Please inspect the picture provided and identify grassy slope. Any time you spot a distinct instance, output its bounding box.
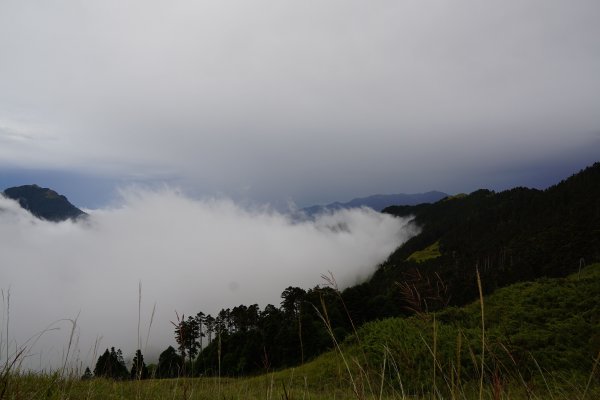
[5,265,599,399]
[406,241,441,263]
[272,263,600,398]
[357,263,600,392]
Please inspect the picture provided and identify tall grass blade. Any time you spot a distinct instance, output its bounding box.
[476,266,485,400]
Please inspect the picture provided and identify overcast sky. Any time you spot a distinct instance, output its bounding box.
[1,0,600,370]
[1,0,599,208]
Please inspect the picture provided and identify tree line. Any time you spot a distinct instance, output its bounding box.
[86,284,352,379]
[83,347,149,380]
[167,284,351,376]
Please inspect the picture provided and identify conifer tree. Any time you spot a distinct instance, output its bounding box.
[93,347,129,380]
[81,367,93,380]
[130,349,149,380]
[172,314,200,373]
[156,346,182,378]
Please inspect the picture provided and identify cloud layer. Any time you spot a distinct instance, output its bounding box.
[0,189,417,370]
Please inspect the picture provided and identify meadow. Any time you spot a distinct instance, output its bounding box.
[2,264,598,399]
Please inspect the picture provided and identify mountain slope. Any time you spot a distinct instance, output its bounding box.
[2,184,86,221]
[340,162,600,323]
[282,263,600,395]
[301,191,448,215]
[4,266,599,400]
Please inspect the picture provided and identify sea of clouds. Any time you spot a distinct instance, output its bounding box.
[0,188,418,370]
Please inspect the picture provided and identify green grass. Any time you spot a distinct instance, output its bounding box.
[356,264,600,394]
[0,370,385,399]
[2,265,599,399]
[407,241,441,263]
[3,364,598,399]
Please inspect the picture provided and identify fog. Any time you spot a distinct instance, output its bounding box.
[0,189,417,370]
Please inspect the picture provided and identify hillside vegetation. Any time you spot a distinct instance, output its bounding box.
[356,263,600,394]
[343,163,600,325]
[4,264,599,399]
[182,163,600,378]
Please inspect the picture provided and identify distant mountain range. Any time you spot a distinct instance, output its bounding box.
[300,191,449,216]
[1,184,450,222]
[2,184,86,221]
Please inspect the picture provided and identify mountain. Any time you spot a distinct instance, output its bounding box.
[2,184,86,222]
[301,191,449,215]
[341,162,600,324]
[154,162,600,380]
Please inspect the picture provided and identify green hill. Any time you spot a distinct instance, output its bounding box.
[268,263,600,397]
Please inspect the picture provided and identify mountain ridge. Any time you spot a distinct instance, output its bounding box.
[2,184,86,222]
[301,190,448,215]
[339,161,600,325]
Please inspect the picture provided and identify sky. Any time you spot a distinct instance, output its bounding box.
[1,0,600,370]
[1,0,599,208]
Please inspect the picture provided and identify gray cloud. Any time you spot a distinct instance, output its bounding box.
[1,1,599,205]
[0,189,417,370]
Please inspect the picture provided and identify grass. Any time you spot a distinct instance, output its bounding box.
[356,263,600,397]
[3,354,598,399]
[1,265,599,399]
[407,241,441,263]
[0,371,376,399]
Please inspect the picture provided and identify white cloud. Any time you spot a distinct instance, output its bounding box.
[0,189,417,370]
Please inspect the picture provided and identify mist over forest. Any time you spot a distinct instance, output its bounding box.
[0,188,416,368]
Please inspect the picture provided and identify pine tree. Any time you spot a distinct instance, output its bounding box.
[130,349,149,380]
[93,349,111,378]
[94,347,129,380]
[196,312,205,351]
[156,346,182,378]
[204,314,215,344]
[172,314,200,374]
[81,367,93,380]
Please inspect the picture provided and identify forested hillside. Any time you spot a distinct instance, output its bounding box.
[70,162,599,380]
[161,162,599,378]
[343,162,600,324]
